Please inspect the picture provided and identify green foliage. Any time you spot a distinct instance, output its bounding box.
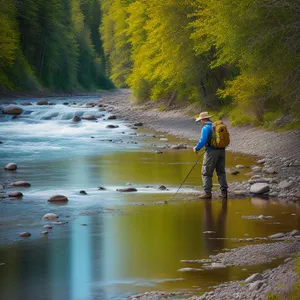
[0,0,113,93]
[229,107,256,127]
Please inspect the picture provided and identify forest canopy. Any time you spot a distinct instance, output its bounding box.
[100,0,300,126]
[0,0,113,94]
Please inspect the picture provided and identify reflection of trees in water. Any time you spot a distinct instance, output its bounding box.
[203,199,227,255]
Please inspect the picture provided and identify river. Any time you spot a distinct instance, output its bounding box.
[0,97,299,300]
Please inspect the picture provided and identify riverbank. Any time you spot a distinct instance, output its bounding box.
[98,89,300,203]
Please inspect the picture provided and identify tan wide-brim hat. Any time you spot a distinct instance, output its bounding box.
[195,111,212,122]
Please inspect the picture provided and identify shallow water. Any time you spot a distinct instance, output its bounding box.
[0,97,300,300]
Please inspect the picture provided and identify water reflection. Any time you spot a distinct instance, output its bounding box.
[203,199,227,254]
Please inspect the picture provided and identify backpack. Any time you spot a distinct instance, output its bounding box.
[209,121,230,148]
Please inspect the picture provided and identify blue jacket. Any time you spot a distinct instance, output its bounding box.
[195,121,213,151]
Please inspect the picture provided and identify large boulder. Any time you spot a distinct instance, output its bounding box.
[48,195,68,202]
[4,162,17,171]
[10,181,31,187]
[250,183,270,194]
[3,106,23,115]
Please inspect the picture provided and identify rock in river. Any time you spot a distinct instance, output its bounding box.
[4,162,17,171]
[20,232,31,237]
[72,115,81,122]
[3,106,23,115]
[8,191,23,198]
[10,181,31,187]
[80,190,87,195]
[268,232,285,239]
[48,195,69,202]
[82,115,96,120]
[107,115,116,120]
[134,122,143,126]
[36,100,49,105]
[106,124,119,129]
[117,187,137,192]
[158,185,168,191]
[42,213,58,220]
[250,183,270,194]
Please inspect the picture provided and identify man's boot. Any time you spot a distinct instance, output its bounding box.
[198,193,212,199]
[219,190,227,199]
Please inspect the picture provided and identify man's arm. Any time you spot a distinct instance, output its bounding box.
[193,126,210,152]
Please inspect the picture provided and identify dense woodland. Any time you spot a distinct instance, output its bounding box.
[0,0,113,94]
[1,0,300,126]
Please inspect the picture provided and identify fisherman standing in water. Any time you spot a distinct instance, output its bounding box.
[193,112,229,199]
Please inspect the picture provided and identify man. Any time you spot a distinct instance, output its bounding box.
[193,112,228,199]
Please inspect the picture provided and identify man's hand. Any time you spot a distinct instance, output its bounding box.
[193,147,198,153]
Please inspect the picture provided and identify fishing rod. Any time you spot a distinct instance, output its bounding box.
[170,151,204,201]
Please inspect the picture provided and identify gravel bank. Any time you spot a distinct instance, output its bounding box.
[189,256,300,300]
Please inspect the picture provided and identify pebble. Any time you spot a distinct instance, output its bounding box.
[236,165,245,169]
[178,268,203,272]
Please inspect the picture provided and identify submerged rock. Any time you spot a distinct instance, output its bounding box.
[4,162,17,171]
[250,183,270,194]
[3,106,23,115]
[20,232,31,237]
[48,195,68,202]
[8,191,23,198]
[10,181,31,187]
[42,213,58,220]
[117,187,137,192]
